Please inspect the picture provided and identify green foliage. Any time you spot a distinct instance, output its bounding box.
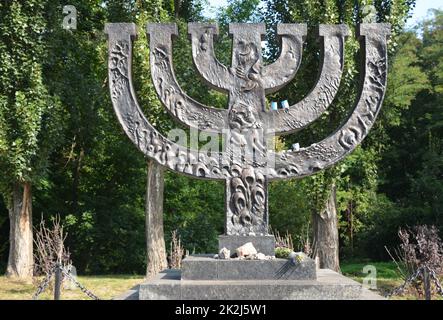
[383,33,429,126]
[0,1,64,203]
[163,173,224,254]
[217,0,261,24]
[31,0,148,274]
[269,179,310,243]
[275,247,291,259]
[370,10,443,261]
[335,146,379,256]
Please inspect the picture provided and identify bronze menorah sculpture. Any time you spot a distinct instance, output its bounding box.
[104,22,390,256]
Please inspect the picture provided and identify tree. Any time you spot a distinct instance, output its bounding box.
[337,30,429,259]
[0,1,64,278]
[34,0,147,274]
[145,159,167,278]
[132,0,172,278]
[373,9,443,253]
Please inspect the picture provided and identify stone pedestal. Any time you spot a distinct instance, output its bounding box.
[120,255,387,300]
[181,255,316,280]
[135,268,384,300]
[218,235,275,256]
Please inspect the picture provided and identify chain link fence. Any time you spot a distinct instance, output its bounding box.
[387,265,443,299]
[33,264,100,300]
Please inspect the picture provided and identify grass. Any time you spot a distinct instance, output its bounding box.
[341,261,401,279]
[1,262,442,300]
[341,261,443,300]
[0,274,144,300]
[341,261,404,298]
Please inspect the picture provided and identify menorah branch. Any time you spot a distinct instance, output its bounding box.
[105,23,227,180]
[188,23,234,93]
[264,24,349,135]
[147,23,229,132]
[262,24,307,94]
[268,23,391,179]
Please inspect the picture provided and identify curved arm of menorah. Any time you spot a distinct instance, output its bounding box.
[146,23,228,132]
[262,24,307,94]
[105,23,227,180]
[267,23,390,180]
[263,25,349,135]
[188,23,234,93]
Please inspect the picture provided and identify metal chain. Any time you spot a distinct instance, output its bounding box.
[32,265,100,300]
[387,265,443,298]
[426,266,443,297]
[32,265,56,300]
[60,267,100,300]
[386,266,424,298]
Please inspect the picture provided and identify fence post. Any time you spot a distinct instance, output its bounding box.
[54,263,62,300]
[423,267,431,300]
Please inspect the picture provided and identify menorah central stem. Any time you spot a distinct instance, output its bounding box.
[225,168,268,236]
[222,97,274,253]
[220,171,275,256]
[225,93,269,238]
[218,23,276,254]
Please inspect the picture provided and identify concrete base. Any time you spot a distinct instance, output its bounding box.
[133,269,385,300]
[181,255,316,280]
[219,235,275,257]
[113,284,139,300]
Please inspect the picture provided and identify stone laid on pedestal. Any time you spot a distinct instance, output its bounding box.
[235,242,257,257]
[181,255,316,280]
[219,235,275,257]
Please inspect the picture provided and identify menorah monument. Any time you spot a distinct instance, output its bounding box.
[106,22,390,300]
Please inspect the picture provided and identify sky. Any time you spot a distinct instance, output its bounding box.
[407,0,442,27]
[204,0,442,27]
[203,0,228,18]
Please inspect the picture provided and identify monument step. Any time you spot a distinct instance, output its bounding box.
[137,269,385,300]
[181,255,316,280]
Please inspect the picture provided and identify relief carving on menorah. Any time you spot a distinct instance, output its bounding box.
[104,22,390,255]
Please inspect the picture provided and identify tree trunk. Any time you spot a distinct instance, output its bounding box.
[347,201,354,255]
[312,184,340,272]
[145,159,167,279]
[174,0,182,18]
[6,182,34,279]
[72,147,84,215]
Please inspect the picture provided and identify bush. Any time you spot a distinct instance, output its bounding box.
[275,247,291,259]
